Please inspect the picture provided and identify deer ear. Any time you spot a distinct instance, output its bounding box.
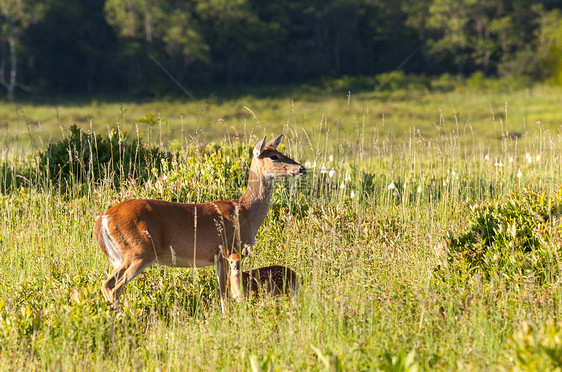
[242,243,252,257]
[266,134,283,149]
[253,136,267,158]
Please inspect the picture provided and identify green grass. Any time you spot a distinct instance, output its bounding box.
[3,74,562,155]
[2,76,562,370]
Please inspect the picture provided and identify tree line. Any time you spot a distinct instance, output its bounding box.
[1,0,562,101]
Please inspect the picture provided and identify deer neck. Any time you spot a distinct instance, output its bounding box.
[238,162,273,231]
[230,272,243,300]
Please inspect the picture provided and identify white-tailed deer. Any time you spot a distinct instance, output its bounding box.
[93,134,305,311]
[220,247,298,301]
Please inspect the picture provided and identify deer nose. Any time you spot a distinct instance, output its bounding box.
[299,166,307,175]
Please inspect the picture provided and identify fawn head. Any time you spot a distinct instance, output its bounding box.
[227,253,241,275]
[252,134,306,179]
[219,246,242,275]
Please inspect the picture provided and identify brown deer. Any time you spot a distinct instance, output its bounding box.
[220,246,298,301]
[93,134,305,311]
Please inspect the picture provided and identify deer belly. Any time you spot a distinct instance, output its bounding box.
[155,254,215,268]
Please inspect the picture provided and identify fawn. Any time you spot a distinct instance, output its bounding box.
[220,246,298,301]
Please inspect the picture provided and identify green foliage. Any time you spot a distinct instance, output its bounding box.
[446,187,562,282]
[146,141,247,202]
[380,350,419,372]
[38,124,170,189]
[498,46,544,81]
[465,71,534,91]
[511,320,562,371]
[537,8,562,85]
[312,346,344,372]
[409,0,540,74]
[374,72,430,92]
[249,353,277,372]
[0,0,45,100]
[135,113,160,126]
[130,267,217,318]
[104,0,208,62]
[7,0,561,97]
[0,159,35,193]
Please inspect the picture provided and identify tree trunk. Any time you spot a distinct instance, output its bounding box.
[8,36,16,102]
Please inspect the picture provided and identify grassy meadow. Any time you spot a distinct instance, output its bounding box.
[2,75,562,370]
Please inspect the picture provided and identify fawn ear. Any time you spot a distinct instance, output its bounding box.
[266,134,283,149]
[253,136,267,158]
[218,245,228,258]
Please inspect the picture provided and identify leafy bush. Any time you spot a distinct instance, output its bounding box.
[374,71,430,92]
[38,124,171,189]
[0,159,36,193]
[446,187,562,282]
[497,46,544,80]
[538,8,562,86]
[511,320,562,371]
[380,350,419,372]
[146,142,248,203]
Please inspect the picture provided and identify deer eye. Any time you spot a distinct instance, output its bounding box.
[270,154,279,161]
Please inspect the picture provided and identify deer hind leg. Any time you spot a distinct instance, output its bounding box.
[102,257,155,305]
[101,264,126,303]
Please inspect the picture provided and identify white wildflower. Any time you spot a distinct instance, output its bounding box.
[417,185,422,193]
[328,168,336,178]
[387,182,396,190]
[484,154,490,161]
[526,153,532,164]
[340,182,345,189]
[536,155,541,162]
[350,190,355,199]
[329,155,334,162]
[517,169,523,178]
[494,160,503,167]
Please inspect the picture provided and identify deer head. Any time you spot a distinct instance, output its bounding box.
[252,134,306,179]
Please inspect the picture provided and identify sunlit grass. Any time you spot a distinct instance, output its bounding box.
[2,76,562,155]
[2,77,562,369]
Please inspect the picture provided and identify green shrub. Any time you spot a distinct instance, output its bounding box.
[38,124,171,189]
[380,350,419,372]
[146,142,248,203]
[0,159,36,193]
[511,319,562,371]
[374,71,430,92]
[446,187,562,282]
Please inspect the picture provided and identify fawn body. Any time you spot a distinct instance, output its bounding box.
[222,249,298,301]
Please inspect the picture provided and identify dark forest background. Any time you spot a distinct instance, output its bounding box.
[1,0,562,101]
